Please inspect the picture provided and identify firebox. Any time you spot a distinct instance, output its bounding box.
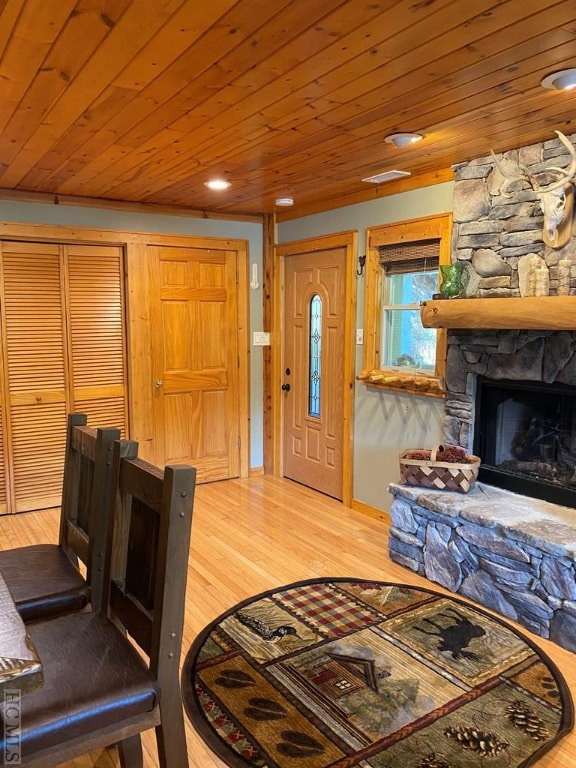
[473,376,576,507]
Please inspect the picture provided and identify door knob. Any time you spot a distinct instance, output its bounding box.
[281,383,291,392]
[154,379,164,389]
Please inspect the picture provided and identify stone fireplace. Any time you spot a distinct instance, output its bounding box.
[388,131,576,653]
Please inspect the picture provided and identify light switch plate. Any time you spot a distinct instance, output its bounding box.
[356,329,364,345]
[253,331,270,346]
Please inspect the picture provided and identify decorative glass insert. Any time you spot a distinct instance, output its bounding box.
[309,294,322,418]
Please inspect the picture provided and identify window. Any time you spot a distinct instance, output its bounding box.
[380,241,439,373]
[309,294,322,418]
[360,214,451,397]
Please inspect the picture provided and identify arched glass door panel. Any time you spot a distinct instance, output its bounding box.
[309,294,322,418]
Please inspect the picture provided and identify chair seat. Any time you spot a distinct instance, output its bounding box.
[0,610,158,759]
[0,544,90,622]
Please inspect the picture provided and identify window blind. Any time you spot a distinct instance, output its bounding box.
[378,239,440,275]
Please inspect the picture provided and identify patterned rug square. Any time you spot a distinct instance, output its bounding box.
[181,578,573,768]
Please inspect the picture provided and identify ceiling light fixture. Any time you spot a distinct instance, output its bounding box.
[204,179,231,190]
[385,132,423,148]
[275,196,294,206]
[541,69,576,91]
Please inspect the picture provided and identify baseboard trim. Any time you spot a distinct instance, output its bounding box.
[351,499,390,525]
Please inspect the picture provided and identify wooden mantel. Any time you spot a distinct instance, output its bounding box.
[420,296,576,330]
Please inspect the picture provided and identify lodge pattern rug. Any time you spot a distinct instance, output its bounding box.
[181,578,573,768]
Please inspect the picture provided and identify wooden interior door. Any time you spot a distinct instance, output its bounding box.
[149,245,240,482]
[0,240,127,514]
[282,247,347,500]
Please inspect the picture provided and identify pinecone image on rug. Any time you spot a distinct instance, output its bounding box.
[443,725,509,757]
[505,701,551,741]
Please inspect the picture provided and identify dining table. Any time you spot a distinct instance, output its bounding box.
[0,570,42,693]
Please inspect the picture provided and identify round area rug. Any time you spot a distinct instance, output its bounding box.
[182,578,573,768]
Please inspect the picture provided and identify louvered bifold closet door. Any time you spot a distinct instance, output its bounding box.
[0,242,68,512]
[0,353,7,514]
[0,241,127,514]
[66,245,127,436]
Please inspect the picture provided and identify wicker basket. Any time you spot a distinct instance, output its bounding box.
[399,444,481,493]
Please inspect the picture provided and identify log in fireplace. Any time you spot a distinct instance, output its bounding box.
[474,376,576,507]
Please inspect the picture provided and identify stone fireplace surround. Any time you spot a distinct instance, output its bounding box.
[388,132,576,653]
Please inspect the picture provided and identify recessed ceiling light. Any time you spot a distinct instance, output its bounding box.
[541,69,576,91]
[362,170,411,183]
[204,179,231,191]
[275,197,294,206]
[385,132,423,148]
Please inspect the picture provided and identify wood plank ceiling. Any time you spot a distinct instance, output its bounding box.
[0,0,576,219]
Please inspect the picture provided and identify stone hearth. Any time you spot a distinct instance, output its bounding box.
[388,482,576,653]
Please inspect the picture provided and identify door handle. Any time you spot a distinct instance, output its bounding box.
[281,383,291,392]
[154,379,164,389]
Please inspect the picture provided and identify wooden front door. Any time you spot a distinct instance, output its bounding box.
[281,245,350,500]
[149,245,241,482]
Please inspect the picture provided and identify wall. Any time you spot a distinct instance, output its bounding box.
[0,200,265,469]
[452,131,576,296]
[0,185,456,500]
[277,183,454,511]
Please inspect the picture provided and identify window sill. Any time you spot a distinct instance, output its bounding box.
[356,369,445,399]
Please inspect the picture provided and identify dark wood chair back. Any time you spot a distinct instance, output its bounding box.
[1,441,196,768]
[104,444,197,762]
[0,413,120,621]
[59,413,121,609]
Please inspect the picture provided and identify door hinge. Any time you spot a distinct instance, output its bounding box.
[238,435,241,448]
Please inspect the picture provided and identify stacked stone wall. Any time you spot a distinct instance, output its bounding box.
[446,131,576,451]
[453,132,576,298]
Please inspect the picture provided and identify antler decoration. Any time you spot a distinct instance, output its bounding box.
[491,131,576,194]
[490,131,576,248]
[491,131,576,248]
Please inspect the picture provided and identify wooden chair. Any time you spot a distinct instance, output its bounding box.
[4,443,197,768]
[0,413,120,622]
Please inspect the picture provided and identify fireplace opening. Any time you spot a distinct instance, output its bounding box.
[473,377,576,507]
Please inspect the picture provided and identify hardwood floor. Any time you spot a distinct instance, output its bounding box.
[1,475,574,767]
